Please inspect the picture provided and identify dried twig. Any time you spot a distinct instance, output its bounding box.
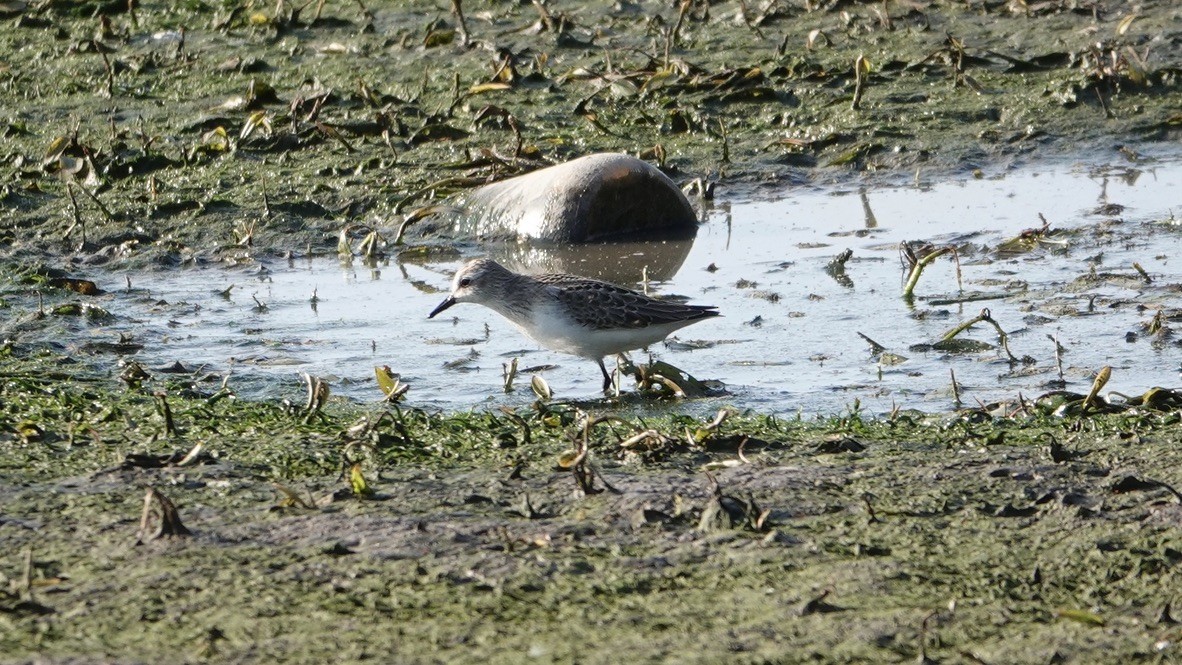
[135,486,191,544]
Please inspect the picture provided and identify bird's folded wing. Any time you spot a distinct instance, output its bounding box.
[544,278,717,330]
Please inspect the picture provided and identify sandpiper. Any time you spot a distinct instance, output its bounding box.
[428,258,719,391]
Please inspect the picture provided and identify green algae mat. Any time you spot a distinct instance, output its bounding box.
[3,1,1182,663]
[3,351,1182,663]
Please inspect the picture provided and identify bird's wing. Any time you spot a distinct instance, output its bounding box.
[538,274,718,330]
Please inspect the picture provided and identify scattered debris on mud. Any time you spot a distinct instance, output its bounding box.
[3,348,1182,662]
[3,1,1182,663]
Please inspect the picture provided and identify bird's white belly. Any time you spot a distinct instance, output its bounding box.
[515,303,673,360]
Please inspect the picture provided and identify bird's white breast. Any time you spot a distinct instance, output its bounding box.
[516,299,693,360]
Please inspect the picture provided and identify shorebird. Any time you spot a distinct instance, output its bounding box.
[428,258,719,391]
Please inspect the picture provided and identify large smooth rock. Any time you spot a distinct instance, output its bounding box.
[450,153,698,243]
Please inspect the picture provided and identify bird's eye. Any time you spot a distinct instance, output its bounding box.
[459,277,472,287]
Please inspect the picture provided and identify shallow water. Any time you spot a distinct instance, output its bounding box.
[84,154,1182,415]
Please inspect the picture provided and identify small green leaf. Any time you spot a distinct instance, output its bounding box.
[1056,608,1105,626]
[375,366,398,396]
[350,463,374,497]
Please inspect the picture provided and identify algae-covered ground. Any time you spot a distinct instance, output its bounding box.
[1,0,1180,260]
[4,349,1182,664]
[3,1,1182,663]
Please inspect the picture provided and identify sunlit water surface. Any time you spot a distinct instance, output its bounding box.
[82,155,1182,415]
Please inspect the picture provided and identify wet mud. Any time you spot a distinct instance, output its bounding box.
[4,363,1182,663]
[1,0,1180,262]
[3,1,1182,663]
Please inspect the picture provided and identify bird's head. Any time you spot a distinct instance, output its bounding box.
[428,258,510,318]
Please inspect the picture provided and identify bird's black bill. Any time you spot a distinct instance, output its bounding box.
[428,296,457,318]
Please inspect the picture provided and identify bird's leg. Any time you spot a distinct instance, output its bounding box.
[598,358,613,393]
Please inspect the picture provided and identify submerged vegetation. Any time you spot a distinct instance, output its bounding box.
[2,0,1182,663]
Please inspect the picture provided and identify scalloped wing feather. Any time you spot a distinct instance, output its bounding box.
[537,274,718,330]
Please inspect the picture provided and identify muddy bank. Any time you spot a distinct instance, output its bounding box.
[3,1,1182,663]
[2,361,1181,663]
[0,1,1180,263]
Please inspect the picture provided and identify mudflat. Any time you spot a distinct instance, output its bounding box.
[2,2,1181,663]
